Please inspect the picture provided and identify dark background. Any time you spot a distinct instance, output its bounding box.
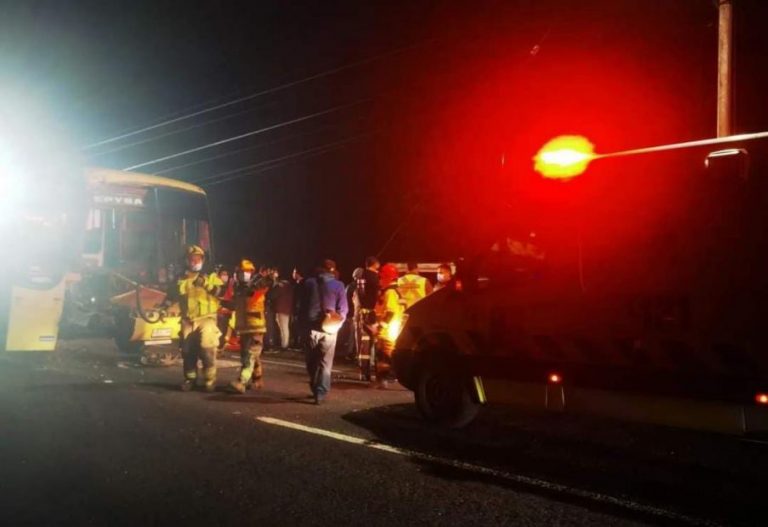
[2,0,767,276]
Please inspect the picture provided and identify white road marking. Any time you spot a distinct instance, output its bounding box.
[741,438,768,446]
[256,416,721,527]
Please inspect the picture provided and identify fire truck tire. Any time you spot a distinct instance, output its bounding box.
[414,359,479,428]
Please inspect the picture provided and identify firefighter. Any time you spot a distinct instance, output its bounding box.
[175,245,224,392]
[354,257,380,380]
[397,262,433,309]
[227,259,273,394]
[374,263,404,388]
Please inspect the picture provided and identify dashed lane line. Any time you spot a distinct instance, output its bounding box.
[255,416,722,527]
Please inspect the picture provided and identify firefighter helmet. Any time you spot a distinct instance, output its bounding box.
[187,245,206,258]
[379,263,399,287]
[239,259,256,272]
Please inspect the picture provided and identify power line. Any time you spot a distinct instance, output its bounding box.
[84,40,431,151]
[122,99,370,171]
[83,87,252,150]
[204,144,360,188]
[152,119,361,176]
[179,98,444,185]
[204,142,360,188]
[120,25,551,174]
[88,101,277,158]
[197,132,373,187]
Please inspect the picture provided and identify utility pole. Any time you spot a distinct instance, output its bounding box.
[717,0,733,137]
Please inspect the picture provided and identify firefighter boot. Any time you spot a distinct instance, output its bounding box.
[180,379,196,392]
[247,357,264,390]
[202,367,217,392]
[227,380,247,394]
[201,347,217,393]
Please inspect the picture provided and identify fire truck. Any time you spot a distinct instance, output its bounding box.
[393,131,768,434]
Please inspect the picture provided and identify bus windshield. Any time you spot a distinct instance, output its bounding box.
[157,187,212,269]
[83,185,211,283]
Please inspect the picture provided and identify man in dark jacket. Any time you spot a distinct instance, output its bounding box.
[354,256,380,380]
[301,259,348,405]
[358,256,380,310]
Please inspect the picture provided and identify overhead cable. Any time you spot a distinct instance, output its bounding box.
[122,99,370,171]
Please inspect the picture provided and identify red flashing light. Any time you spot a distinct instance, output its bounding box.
[548,373,561,384]
[454,279,463,292]
[534,135,595,180]
[756,393,768,405]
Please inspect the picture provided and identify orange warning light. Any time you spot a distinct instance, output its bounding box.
[534,135,595,180]
[548,373,562,384]
[756,393,768,405]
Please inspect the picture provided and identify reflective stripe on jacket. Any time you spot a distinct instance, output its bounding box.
[178,272,224,319]
[234,286,268,334]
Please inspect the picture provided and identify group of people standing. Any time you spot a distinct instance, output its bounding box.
[170,245,453,405]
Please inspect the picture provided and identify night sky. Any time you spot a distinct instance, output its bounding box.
[2,0,768,277]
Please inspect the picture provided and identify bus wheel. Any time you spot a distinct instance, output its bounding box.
[113,310,141,354]
[414,359,479,429]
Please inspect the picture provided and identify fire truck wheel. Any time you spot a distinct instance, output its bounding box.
[415,359,479,429]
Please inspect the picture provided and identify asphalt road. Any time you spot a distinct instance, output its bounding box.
[1,339,767,526]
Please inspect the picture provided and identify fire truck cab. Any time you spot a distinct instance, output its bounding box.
[393,132,768,434]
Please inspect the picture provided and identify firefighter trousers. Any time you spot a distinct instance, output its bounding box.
[181,316,221,387]
[237,331,264,384]
[374,335,394,381]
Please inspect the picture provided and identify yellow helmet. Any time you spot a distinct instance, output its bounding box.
[187,245,205,258]
[239,259,256,272]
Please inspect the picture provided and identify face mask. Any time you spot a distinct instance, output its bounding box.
[190,262,203,272]
[242,272,252,282]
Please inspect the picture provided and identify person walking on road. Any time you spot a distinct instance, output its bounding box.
[301,259,348,405]
[228,259,274,394]
[171,245,224,393]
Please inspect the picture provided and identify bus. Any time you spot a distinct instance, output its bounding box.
[1,159,85,352]
[64,168,213,359]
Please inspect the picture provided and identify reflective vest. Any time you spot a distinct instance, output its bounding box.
[234,285,268,334]
[178,272,223,319]
[397,273,428,309]
[375,285,404,322]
